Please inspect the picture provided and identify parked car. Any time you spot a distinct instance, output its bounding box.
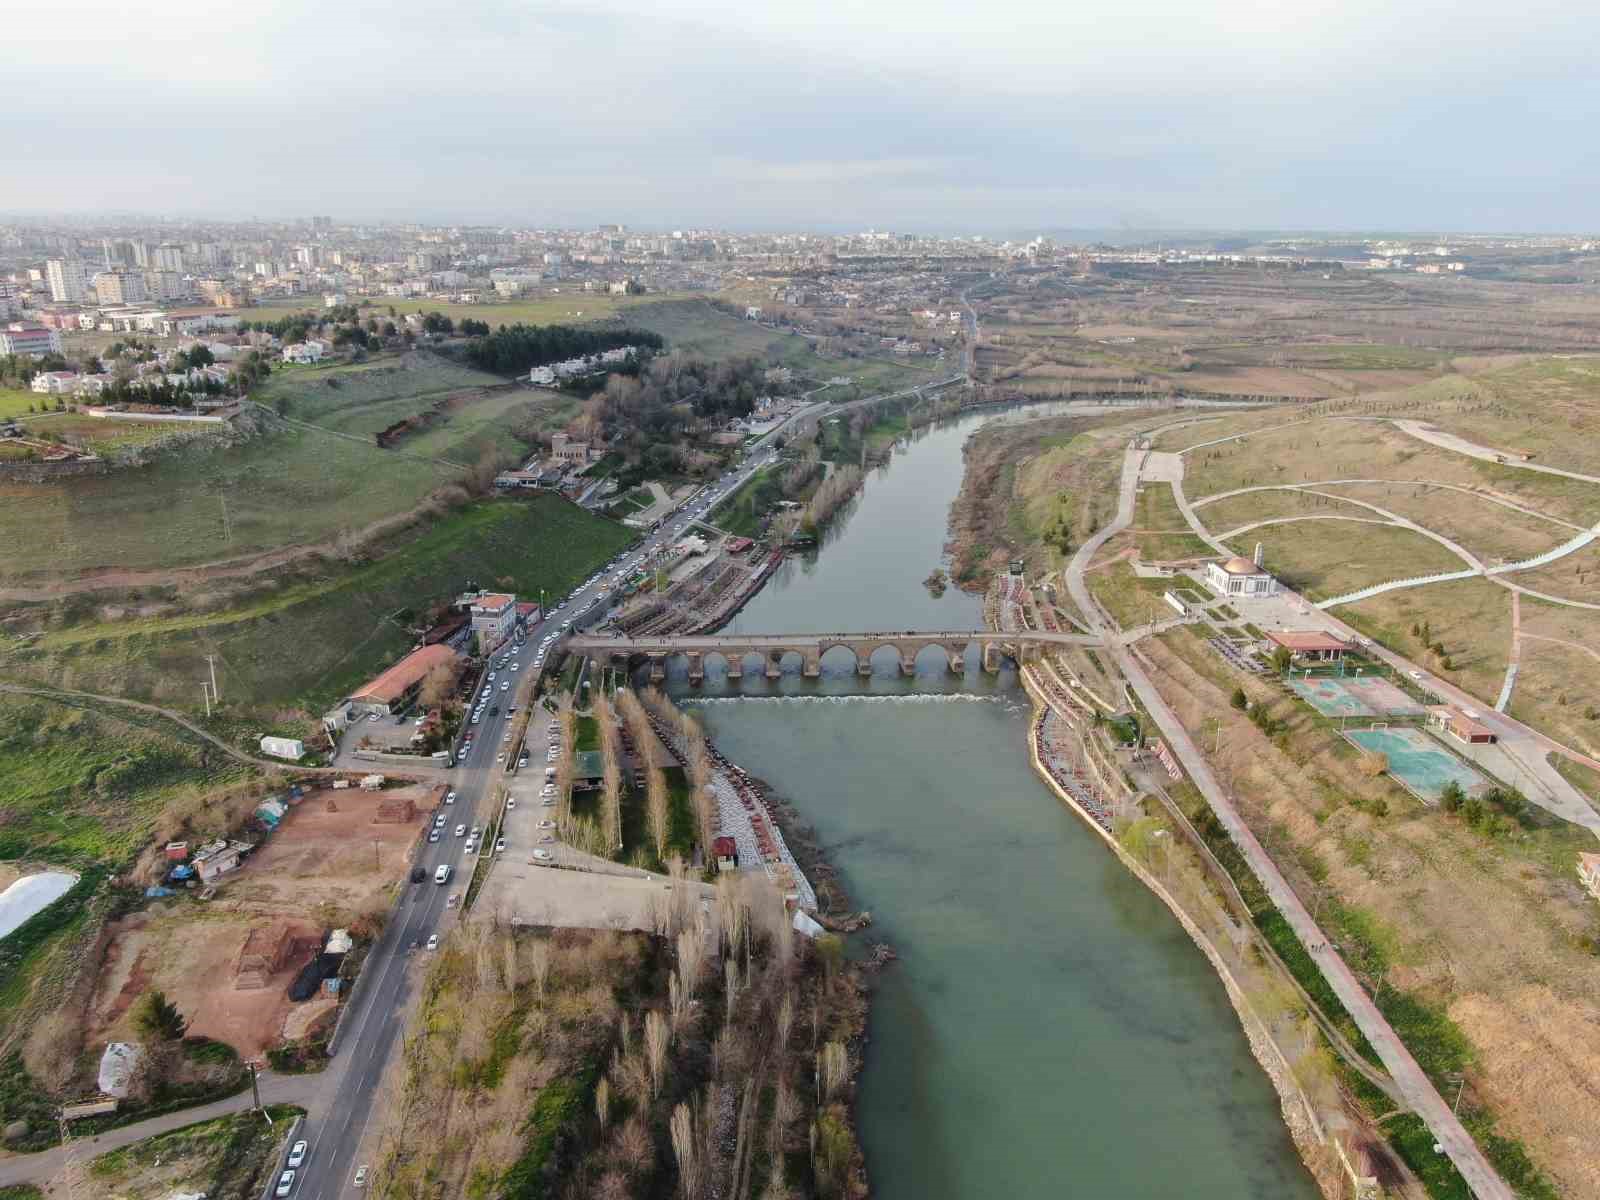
[353,1165,370,1187]
[288,1140,308,1168]
[276,1170,296,1197]
[495,838,507,853]
[434,814,445,827]
[445,790,456,804]
[425,934,439,951]
[533,849,553,861]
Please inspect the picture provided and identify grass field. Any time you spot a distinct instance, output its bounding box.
[0,387,38,418]
[0,693,232,868]
[2,495,636,716]
[1192,487,1378,536]
[0,421,459,581]
[1084,559,1176,629]
[358,291,686,328]
[1223,520,1468,601]
[1131,481,1213,559]
[255,352,506,427]
[21,412,193,452]
[1338,577,1514,708]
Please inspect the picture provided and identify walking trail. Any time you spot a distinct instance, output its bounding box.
[1065,443,1515,1200]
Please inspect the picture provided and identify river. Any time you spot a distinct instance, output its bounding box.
[669,404,1320,1199]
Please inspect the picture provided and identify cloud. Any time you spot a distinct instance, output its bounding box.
[1,0,1593,230]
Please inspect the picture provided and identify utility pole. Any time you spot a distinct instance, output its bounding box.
[201,680,212,718]
[206,654,219,702]
[246,1059,264,1111]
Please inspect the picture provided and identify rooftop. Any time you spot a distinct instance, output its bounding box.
[1265,630,1348,653]
[350,644,460,705]
[1218,555,1266,576]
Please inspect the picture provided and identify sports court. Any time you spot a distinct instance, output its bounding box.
[1343,726,1487,803]
[1288,674,1424,718]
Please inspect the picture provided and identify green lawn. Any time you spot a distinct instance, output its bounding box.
[0,386,39,418]
[0,693,229,866]
[3,495,636,716]
[256,352,506,426]
[0,422,461,582]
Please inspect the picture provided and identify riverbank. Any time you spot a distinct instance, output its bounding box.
[1012,661,1349,1197]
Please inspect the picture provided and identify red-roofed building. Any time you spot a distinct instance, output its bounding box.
[1427,705,1496,745]
[348,644,461,716]
[713,836,738,872]
[467,591,517,653]
[1265,630,1349,661]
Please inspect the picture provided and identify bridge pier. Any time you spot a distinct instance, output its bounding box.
[726,655,743,680]
[803,650,821,678]
[951,652,965,673]
[765,654,781,680]
[648,654,666,683]
[687,652,703,686]
[899,654,916,676]
[857,655,873,677]
[982,643,1002,673]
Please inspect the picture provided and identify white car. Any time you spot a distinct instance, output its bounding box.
[495,838,507,853]
[425,933,439,951]
[538,819,555,829]
[454,824,466,837]
[506,797,517,809]
[501,681,510,691]
[532,848,553,861]
[444,791,456,805]
[434,814,445,827]
[276,1171,296,1197]
[288,1140,308,1169]
[497,752,506,763]
[354,1166,369,1188]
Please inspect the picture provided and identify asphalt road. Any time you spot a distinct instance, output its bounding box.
[278,393,853,1196]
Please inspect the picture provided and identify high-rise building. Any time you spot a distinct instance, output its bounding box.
[101,238,138,270]
[131,241,151,268]
[0,282,19,320]
[46,258,89,303]
[145,270,187,302]
[153,243,185,272]
[94,270,148,306]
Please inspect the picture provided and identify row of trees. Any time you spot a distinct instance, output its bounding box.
[460,322,663,375]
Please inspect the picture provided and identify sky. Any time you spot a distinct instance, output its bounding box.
[5,0,1596,233]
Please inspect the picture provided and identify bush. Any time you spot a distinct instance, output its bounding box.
[1229,687,1248,711]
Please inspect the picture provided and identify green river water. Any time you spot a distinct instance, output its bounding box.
[669,405,1321,1199]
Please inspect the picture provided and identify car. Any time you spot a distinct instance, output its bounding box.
[276,1170,296,1197]
[454,824,466,837]
[495,837,506,853]
[472,716,481,725]
[465,840,477,854]
[507,797,518,809]
[413,715,425,726]
[540,834,555,843]
[490,705,500,717]
[445,790,456,804]
[434,813,445,827]
[541,797,556,807]
[518,756,529,768]
[428,830,440,843]
[435,864,451,884]
[425,933,439,950]
[508,705,519,715]
[497,752,507,762]
[501,681,510,691]
[353,1165,370,1188]
[532,848,553,862]
[538,818,555,828]
[288,1139,308,1168]
[470,826,481,839]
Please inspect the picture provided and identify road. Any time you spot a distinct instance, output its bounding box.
[1063,444,1514,1200]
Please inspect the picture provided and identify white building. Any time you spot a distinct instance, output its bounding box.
[282,339,326,363]
[1204,552,1279,598]
[467,591,517,652]
[1203,547,1280,598]
[46,258,89,303]
[30,371,78,394]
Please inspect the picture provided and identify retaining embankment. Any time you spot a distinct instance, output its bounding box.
[1017,666,1334,1186]
[0,457,110,480]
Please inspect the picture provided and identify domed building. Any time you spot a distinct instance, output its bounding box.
[1204,547,1278,598]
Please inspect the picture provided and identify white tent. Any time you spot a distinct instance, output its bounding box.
[97,1041,144,1098]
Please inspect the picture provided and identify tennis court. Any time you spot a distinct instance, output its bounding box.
[1344,726,1487,803]
[1288,674,1424,718]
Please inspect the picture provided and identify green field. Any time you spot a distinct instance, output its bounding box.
[0,387,38,418]
[0,693,228,867]
[251,292,686,329]
[0,422,460,582]
[256,352,505,428]
[3,495,636,716]
[22,412,191,452]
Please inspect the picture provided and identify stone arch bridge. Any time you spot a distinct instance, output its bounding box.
[565,629,1103,683]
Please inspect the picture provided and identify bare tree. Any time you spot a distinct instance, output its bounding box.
[818,1041,849,1105]
[595,1076,612,1133]
[528,939,552,999]
[647,767,670,862]
[670,1100,702,1199]
[645,1009,671,1098]
[776,991,795,1054]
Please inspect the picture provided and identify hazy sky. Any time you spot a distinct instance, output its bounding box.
[6,0,1595,231]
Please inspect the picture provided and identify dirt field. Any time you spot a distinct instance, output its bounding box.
[87,783,432,1055]
[1318,481,1576,563]
[1339,577,1514,708]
